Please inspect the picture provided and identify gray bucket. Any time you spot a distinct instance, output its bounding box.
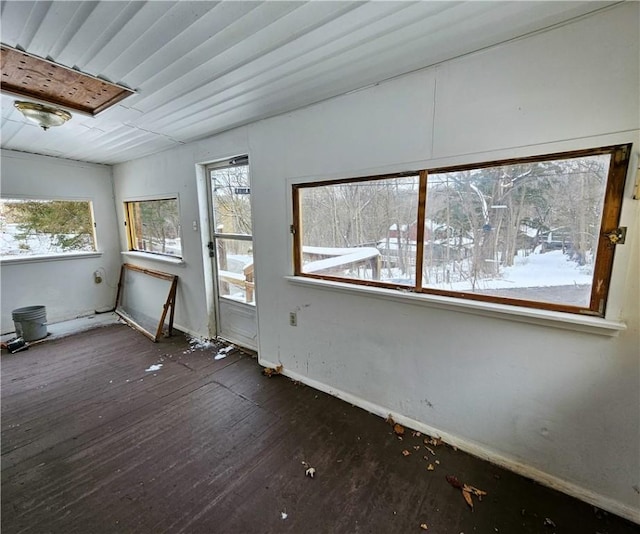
[12,305,48,342]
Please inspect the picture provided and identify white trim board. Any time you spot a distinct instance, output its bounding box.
[259,355,640,525]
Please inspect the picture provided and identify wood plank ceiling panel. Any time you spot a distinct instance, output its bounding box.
[7,1,49,50]
[140,2,451,135]
[133,1,383,127]
[25,1,86,59]
[122,2,260,90]
[56,2,145,70]
[164,0,615,142]
[159,1,593,143]
[0,1,40,46]
[80,1,179,77]
[99,2,222,84]
[127,1,310,112]
[0,0,620,164]
[63,125,170,162]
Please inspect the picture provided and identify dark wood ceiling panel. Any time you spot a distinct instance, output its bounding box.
[0,45,134,115]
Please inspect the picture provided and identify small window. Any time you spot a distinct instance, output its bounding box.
[1,198,96,257]
[125,198,182,258]
[293,145,631,317]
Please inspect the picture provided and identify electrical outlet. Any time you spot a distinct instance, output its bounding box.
[289,311,297,327]
[94,270,103,284]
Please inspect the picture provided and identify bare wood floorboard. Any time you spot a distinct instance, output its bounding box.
[1,324,637,534]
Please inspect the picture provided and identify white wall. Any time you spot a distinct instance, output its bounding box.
[112,3,640,521]
[1,150,121,331]
[112,127,249,337]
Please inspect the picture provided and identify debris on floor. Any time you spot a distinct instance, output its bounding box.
[4,337,29,354]
[420,523,429,530]
[393,423,405,436]
[280,511,288,520]
[301,461,316,478]
[446,475,487,510]
[145,364,163,372]
[425,436,443,447]
[401,449,411,457]
[263,364,283,377]
[214,345,234,360]
[543,517,556,528]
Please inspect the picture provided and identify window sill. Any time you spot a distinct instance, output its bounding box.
[1,251,102,265]
[121,251,185,266]
[284,276,626,337]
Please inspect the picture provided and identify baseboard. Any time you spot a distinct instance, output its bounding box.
[258,356,640,525]
[172,323,204,340]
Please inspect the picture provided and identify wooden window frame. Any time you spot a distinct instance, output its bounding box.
[124,197,182,259]
[114,263,178,342]
[292,144,631,317]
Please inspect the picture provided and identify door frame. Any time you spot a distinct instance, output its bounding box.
[197,156,257,349]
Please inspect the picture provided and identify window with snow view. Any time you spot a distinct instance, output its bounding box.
[0,199,96,258]
[125,198,182,258]
[293,145,631,317]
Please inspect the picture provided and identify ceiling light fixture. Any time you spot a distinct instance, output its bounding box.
[14,101,72,131]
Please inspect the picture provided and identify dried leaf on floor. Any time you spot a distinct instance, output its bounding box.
[420,523,428,530]
[413,445,421,451]
[462,489,474,510]
[263,364,283,377]
[401,449,411,457]
[445,475,463,489]
[427,464,435,471]
[386,414,395,425]
[412,431,422,438]
[393,423,405,436]
[463,484,486,500]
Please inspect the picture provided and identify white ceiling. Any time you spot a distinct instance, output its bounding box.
[0,0,617,165]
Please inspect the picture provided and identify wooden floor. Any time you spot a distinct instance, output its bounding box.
[1,324,636,534]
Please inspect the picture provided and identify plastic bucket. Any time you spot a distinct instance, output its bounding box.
[12,305,48,342]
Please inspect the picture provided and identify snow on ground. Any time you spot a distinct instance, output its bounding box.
[214,345,235,360]
[145,364,163,372]
[184,335,235,360]
[433,250,592,291]
[183,336,219,354]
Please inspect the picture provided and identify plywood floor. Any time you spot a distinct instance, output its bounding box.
[1,324,636,533]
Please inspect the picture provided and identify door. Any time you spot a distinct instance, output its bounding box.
[207,156,257,350]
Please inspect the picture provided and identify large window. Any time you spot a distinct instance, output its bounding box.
[125,198,182,258]
[293,145,631,316]
[0,199,96,257]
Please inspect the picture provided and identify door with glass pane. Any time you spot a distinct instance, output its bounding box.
[208,157,257,349]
